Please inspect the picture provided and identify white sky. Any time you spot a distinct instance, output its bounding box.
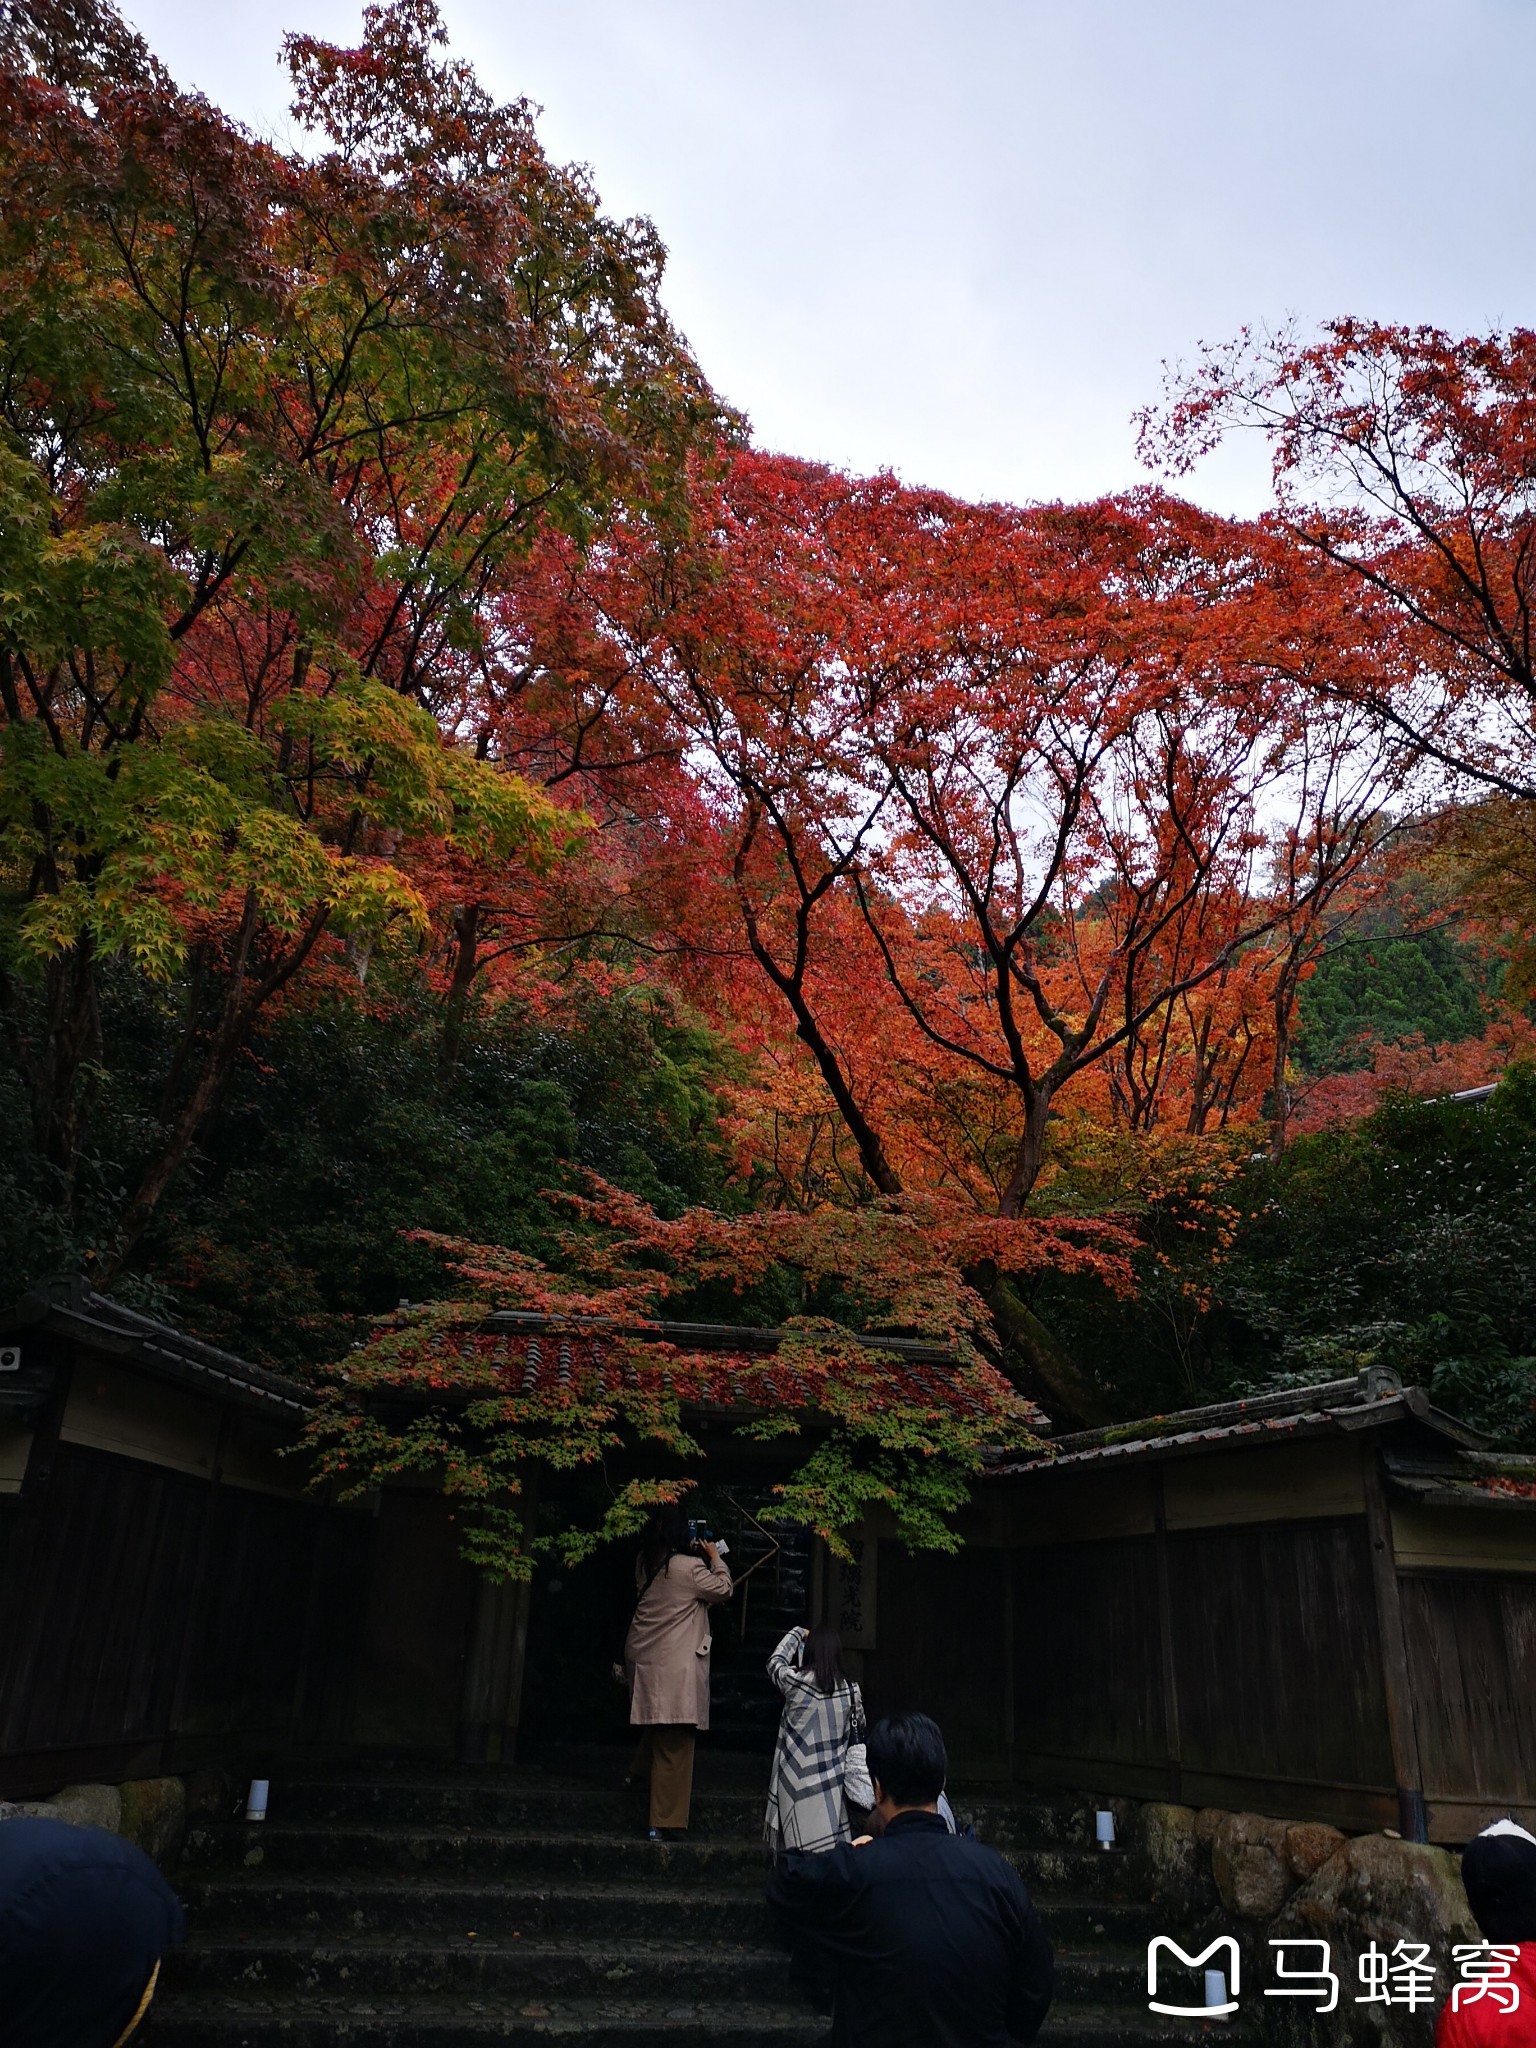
[123,0,1536,516]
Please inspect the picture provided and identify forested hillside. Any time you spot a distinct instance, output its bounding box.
[3,0,1534,1555]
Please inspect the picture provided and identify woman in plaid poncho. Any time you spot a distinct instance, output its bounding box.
[764,1623,868,1856]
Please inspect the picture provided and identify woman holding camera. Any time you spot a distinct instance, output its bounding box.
[764,1622,868,1855]
[624,1502,733,1838]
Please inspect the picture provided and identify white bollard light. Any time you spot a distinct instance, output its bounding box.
[1095,1808,1116,1850]
[246,1778,270,1822]
[1204,1968,1230,2020]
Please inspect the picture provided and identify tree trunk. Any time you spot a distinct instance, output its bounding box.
[984,1271,1115,1428]
[25,939,103,1191]
[997,1083,1053,1217]
[788,1002,903,1198]
[100,1032,237,1282]
[99,896,331,1283]
[1268,966,1300,1157]
[440,902,481,1079]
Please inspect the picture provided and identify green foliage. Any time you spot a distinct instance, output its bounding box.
[767,1430,975,1557]
[1297,926,1497,1074]
[0,0,717,1261]
[1428,1354,1536,1447]
[305,1377,703,1581]
[300,1204,1052,1575]
[168,991,735,1363]
[0,970,738,1356]
[1220,1067,1536,1442]
[1,653,566,984]
[1034,1065,1536,1445]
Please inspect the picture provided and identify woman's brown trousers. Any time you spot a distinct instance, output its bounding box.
[630,1725,695,1830]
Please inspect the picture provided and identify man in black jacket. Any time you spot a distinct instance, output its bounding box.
[0,1816,185,2047]
[767,1711,1055,2048]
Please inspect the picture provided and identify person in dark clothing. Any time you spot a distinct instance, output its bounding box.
[1435,1819,1536,2048]
[767,1711,1055,2048]
[0,1817,185,2048]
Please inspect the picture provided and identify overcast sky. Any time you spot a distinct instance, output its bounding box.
[124,0,1536,515]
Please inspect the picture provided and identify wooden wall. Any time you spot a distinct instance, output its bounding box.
[1163,1518,1394,1812]
[867,1542,1011,1774]
[0,1358,373,1797]
[884,1443,1536,1843]
[999,1515,1396,1825]
[1013,1535,1167,1794]
[1401,1567,1536,1840]
[349,1488,472,1754]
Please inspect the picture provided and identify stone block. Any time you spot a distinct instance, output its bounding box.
[41,1782,122,1833]
[1284,1819,1347,1881]
[1141,1800,1199,1867]
[1193,1804,1227,1846]
[1211,1810,1295,1920]
[1267,1834,1476,2048]
[1138,1801,1217,1912]
[118,1775,187,1867]
[183,1769,233,1821]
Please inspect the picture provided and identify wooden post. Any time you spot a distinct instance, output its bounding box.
[167,1405,233,1748]
[1003,1546,1018,1784]
[499,1537,538,1766]
[0,1348,70,1753]
[456,1476,539,1765]
[809,1534,827,1629]
[1363,1446,1427,1842]
[1154,1469,1183,1802]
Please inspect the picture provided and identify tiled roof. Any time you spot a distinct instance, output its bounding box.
[0,1282,309,1419]
[995,1370,1490,1477]
[1383,1447,1536,1512]
[358,1316,1043,1429]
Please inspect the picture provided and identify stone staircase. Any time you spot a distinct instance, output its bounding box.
[143,1754,1240,2046]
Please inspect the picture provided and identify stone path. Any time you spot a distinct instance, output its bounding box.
[143,1753,1242,2045]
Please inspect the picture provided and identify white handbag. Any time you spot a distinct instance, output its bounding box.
[843,1740,875,1811]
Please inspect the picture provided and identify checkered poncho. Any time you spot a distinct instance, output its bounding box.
[763,1625,867,1856]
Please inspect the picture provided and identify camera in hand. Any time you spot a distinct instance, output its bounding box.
[687,1518,715,1546]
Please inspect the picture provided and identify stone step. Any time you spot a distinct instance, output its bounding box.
[274,1780,764,1834]
[272,1773,1097,1849]
[143,1990,824,2046]
[168,1933,1152,2003]
[176,1875,785,1944]
[167,1936,833,2002]
[145,1990,1250,2047]
[184,1823,1151,1901]
[150,1761,1207,2048]
[181,1825,770,1885]
[176,1873,1166,1948]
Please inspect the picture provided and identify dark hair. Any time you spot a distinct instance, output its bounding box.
[641,1502,693,1583]
[799,1624,847,1695]
[868,1712,947,1807]
[1462,1828,1536,1944]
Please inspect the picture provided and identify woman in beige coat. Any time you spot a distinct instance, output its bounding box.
[624,1502,733,1836]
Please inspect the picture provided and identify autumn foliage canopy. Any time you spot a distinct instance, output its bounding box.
[4,1,1535,1556]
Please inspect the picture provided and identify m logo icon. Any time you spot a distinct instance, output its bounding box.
[1147,1935,1241,2017]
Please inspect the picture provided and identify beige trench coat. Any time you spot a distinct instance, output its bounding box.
[624,1552,733,1728]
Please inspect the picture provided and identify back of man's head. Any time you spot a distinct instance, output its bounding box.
[0,1817,185,2048]
[868,1713,947,1809]
[1462,1821,1536,1945]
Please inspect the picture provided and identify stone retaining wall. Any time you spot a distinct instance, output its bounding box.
[1126,1797,1477,2047]
[0,1768,234,1870]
